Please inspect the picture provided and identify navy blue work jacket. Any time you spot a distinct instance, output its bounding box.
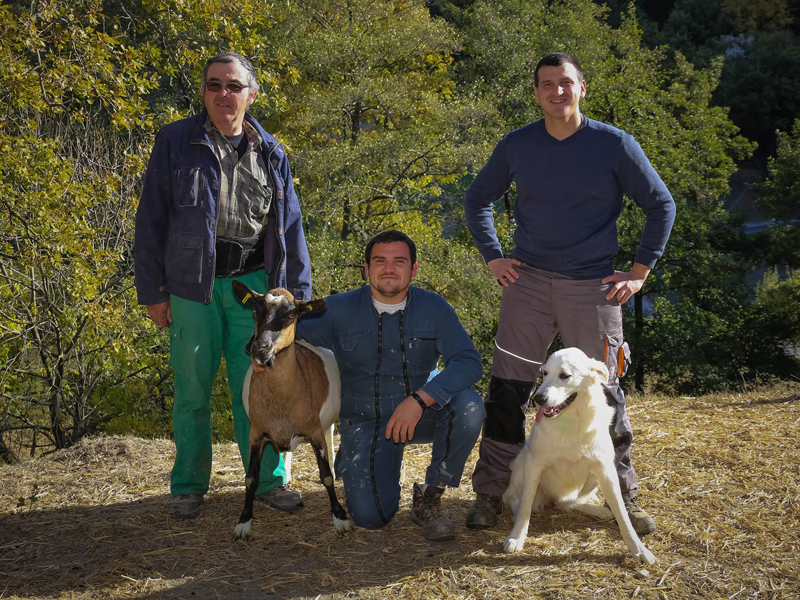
[134,110,311,305]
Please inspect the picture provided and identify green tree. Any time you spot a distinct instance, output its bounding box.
[441,0,762,392]
[266,0,490,243]
[758,119,800,267]
[2,0,797,458]
[722,0,794,33]
[0,0,161,460]
[255,0,498,373]
[756,269,800,349]
[643,0,800,156]
[714,31,800,155]
[652,0,729,62]
[109,0,295,120]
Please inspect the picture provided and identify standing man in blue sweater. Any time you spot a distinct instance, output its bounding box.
[296,231,485,541]
[463,53,675,534]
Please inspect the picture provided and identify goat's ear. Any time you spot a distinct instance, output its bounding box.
[588,359,609,384]
[295,298,326,315]
[232,281,257,308]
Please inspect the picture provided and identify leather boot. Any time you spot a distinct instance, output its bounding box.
[410,483,455,541]
[465,493,503,529]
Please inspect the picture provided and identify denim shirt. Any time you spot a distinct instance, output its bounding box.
[297,286,482,420]
[134,110,311,305]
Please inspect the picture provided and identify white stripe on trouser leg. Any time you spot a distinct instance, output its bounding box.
[494,341,543,365]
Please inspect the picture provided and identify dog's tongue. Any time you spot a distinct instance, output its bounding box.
[535,406,544,423]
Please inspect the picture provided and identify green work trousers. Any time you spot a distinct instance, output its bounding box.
[168,269,285,496]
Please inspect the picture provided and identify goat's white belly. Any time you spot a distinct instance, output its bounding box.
[296,340,341,430]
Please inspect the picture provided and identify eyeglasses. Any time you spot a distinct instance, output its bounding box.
[204,81,251,94]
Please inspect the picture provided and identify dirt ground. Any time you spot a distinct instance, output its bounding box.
[1,384,799,599]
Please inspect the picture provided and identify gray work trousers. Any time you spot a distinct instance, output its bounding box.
[471,263,638,500]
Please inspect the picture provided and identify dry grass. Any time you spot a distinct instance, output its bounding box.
[1,384,799,599]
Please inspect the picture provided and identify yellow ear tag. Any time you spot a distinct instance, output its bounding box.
[241,293,252,305]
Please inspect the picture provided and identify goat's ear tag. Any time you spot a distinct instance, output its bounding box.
[296,298,325,314]
[241,293,252,305]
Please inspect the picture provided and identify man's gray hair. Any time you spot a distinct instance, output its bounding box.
[203,52,259,93]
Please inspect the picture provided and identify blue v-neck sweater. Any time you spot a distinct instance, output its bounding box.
[464,117,676,279]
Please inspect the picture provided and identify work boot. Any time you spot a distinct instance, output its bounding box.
[410,483,455,541]
[169,493,204,519]
[606,497,656,535]
[256,485,304,512]
[624,497,656,535]
[465,493,503,529]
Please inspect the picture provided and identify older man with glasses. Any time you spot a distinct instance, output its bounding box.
[135,52,311,519]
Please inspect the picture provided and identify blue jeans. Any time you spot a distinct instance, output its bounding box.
[336,388,485,529]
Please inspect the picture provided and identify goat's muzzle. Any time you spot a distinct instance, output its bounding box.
[253,357,275,370]
[251,345,277,369]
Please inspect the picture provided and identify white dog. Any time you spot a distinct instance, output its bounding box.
[502,348,655,564]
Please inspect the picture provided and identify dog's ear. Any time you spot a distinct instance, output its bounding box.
[588,359,609,384]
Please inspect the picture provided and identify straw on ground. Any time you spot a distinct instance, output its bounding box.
[1,384,798,599]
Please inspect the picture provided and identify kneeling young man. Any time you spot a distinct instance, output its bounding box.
[297,231,485,540]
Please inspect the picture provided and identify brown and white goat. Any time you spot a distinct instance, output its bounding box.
[231,281,353,539]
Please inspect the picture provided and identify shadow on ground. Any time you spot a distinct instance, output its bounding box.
[0,489,633,599]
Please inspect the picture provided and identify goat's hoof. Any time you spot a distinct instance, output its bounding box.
[503,536,525,553]
[333,516,354,534]
[233,520,252,540]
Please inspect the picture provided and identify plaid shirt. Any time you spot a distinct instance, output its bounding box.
[204,117,273,239]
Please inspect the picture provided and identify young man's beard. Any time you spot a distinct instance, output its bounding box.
[372,278,407,298]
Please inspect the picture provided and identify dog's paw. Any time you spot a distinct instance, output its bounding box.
[503,536,526,553]
[635,547,656,565]
[578,503,613,521]
[333,516,354,534]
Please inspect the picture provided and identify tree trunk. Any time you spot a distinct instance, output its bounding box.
[0,435,18,464]
[49,362,67,449]
[48,390,67,449]
[341,200,353,240]
[340,99,362,241]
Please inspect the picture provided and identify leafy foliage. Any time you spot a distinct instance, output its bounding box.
[758,119,800,268]
[721,0,795,33]
[0,0,165,461]
[756,269,800,348]
[714,31,800,155]
[441,0,778,392]
[0,0,797,459]
[638,0,800,156]
[270,1,493,243]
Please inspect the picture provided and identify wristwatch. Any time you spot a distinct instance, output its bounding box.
[411,391,428,411]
